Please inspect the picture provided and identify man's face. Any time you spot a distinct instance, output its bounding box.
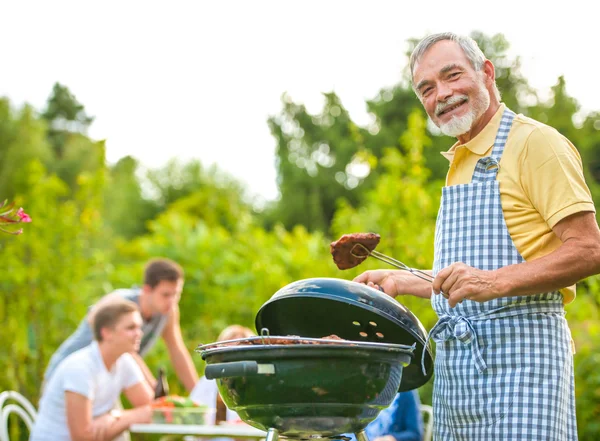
[413,40,491,137]
[107,311,143,353]
[147,279,183,315]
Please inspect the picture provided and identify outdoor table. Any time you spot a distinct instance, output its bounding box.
[130,422,267,440]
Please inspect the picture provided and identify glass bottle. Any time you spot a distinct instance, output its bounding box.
[154,366,170,398]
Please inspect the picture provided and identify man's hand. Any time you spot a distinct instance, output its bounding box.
[432,262,502,308]
[353,270,432,299]
[130,405,153,424]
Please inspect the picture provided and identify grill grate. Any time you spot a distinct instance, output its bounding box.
[196,328,415,352]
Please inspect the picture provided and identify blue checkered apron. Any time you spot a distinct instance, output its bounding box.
[430,109,577,440]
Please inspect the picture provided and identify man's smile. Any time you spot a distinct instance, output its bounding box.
[437,98,468,117]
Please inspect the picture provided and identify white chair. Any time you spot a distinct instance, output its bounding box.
[0,391,37,441]
[419,404,433,441]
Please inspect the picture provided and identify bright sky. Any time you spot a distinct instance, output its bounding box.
[2,1,599,201]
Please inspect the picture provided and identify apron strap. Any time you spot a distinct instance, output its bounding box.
[471,109,516,183]
[490,109,516,158]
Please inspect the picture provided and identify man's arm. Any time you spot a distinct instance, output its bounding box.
[123,380,154,407]
[433,211,600,307]
[353,270,433,299]
[162,304,199,391]
[121,352,154,405]
[65,391,151,441]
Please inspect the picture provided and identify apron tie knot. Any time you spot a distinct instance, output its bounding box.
[422,315,488,374]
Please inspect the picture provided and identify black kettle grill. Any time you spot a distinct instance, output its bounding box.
[198,277,433,441]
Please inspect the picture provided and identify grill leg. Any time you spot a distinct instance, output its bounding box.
[266,428,279,441]
[355,430,369,441]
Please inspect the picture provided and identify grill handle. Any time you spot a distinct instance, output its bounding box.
[205,361,275,379]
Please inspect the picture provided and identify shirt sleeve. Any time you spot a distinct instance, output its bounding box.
[520,126,595,228]
[118,353,145,389]
[62,362,95,400]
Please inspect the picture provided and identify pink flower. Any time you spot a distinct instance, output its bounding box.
[16,208,32,223]
[0,200,31,235]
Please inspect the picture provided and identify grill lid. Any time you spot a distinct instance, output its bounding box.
[254,277,433,391]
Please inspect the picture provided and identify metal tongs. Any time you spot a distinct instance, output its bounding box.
[351,243,448,298]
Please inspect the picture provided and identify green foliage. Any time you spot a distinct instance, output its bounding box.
[0,161,107,405]
[103,156,161,239]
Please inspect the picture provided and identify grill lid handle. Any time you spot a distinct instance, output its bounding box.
[205,361,275,379]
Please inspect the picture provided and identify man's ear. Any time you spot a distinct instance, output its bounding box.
[482,59,496,85]
[100,326,111,342]
[141,284,153,295]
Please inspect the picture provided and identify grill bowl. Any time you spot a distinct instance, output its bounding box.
[200,338,413,437]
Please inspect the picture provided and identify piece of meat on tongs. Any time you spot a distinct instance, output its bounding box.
[330,232,441,294]
[330,232,381,270]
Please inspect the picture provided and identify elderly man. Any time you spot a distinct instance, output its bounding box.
[355,32,600,440]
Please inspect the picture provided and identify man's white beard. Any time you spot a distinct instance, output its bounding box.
[436,83,490,138]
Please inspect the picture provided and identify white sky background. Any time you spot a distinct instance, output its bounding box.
[1,0,599,202]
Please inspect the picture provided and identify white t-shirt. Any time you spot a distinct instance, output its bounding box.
[190,376,240,423]
[30,341,144,441]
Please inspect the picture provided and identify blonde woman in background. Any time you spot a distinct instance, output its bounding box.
[191,325,255,424]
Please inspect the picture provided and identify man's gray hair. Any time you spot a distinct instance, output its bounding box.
[409,32,500,100]
[410,33,486,78]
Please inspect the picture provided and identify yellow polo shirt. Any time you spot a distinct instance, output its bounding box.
[441,104,596,303]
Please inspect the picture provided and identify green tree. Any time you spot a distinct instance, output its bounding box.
[146,160,243,208]
[528,76,579,136]
[267,92,370,232]
[104,156,161,239]
[41,82,94,159]
[0,101,54,199]
[39,83,103,193]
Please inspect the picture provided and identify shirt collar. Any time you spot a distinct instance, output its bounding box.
[440,103,506,162]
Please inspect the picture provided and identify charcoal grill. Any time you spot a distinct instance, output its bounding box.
[197,278,433,441]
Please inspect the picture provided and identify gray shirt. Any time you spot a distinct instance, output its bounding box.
[44,288,168,384]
